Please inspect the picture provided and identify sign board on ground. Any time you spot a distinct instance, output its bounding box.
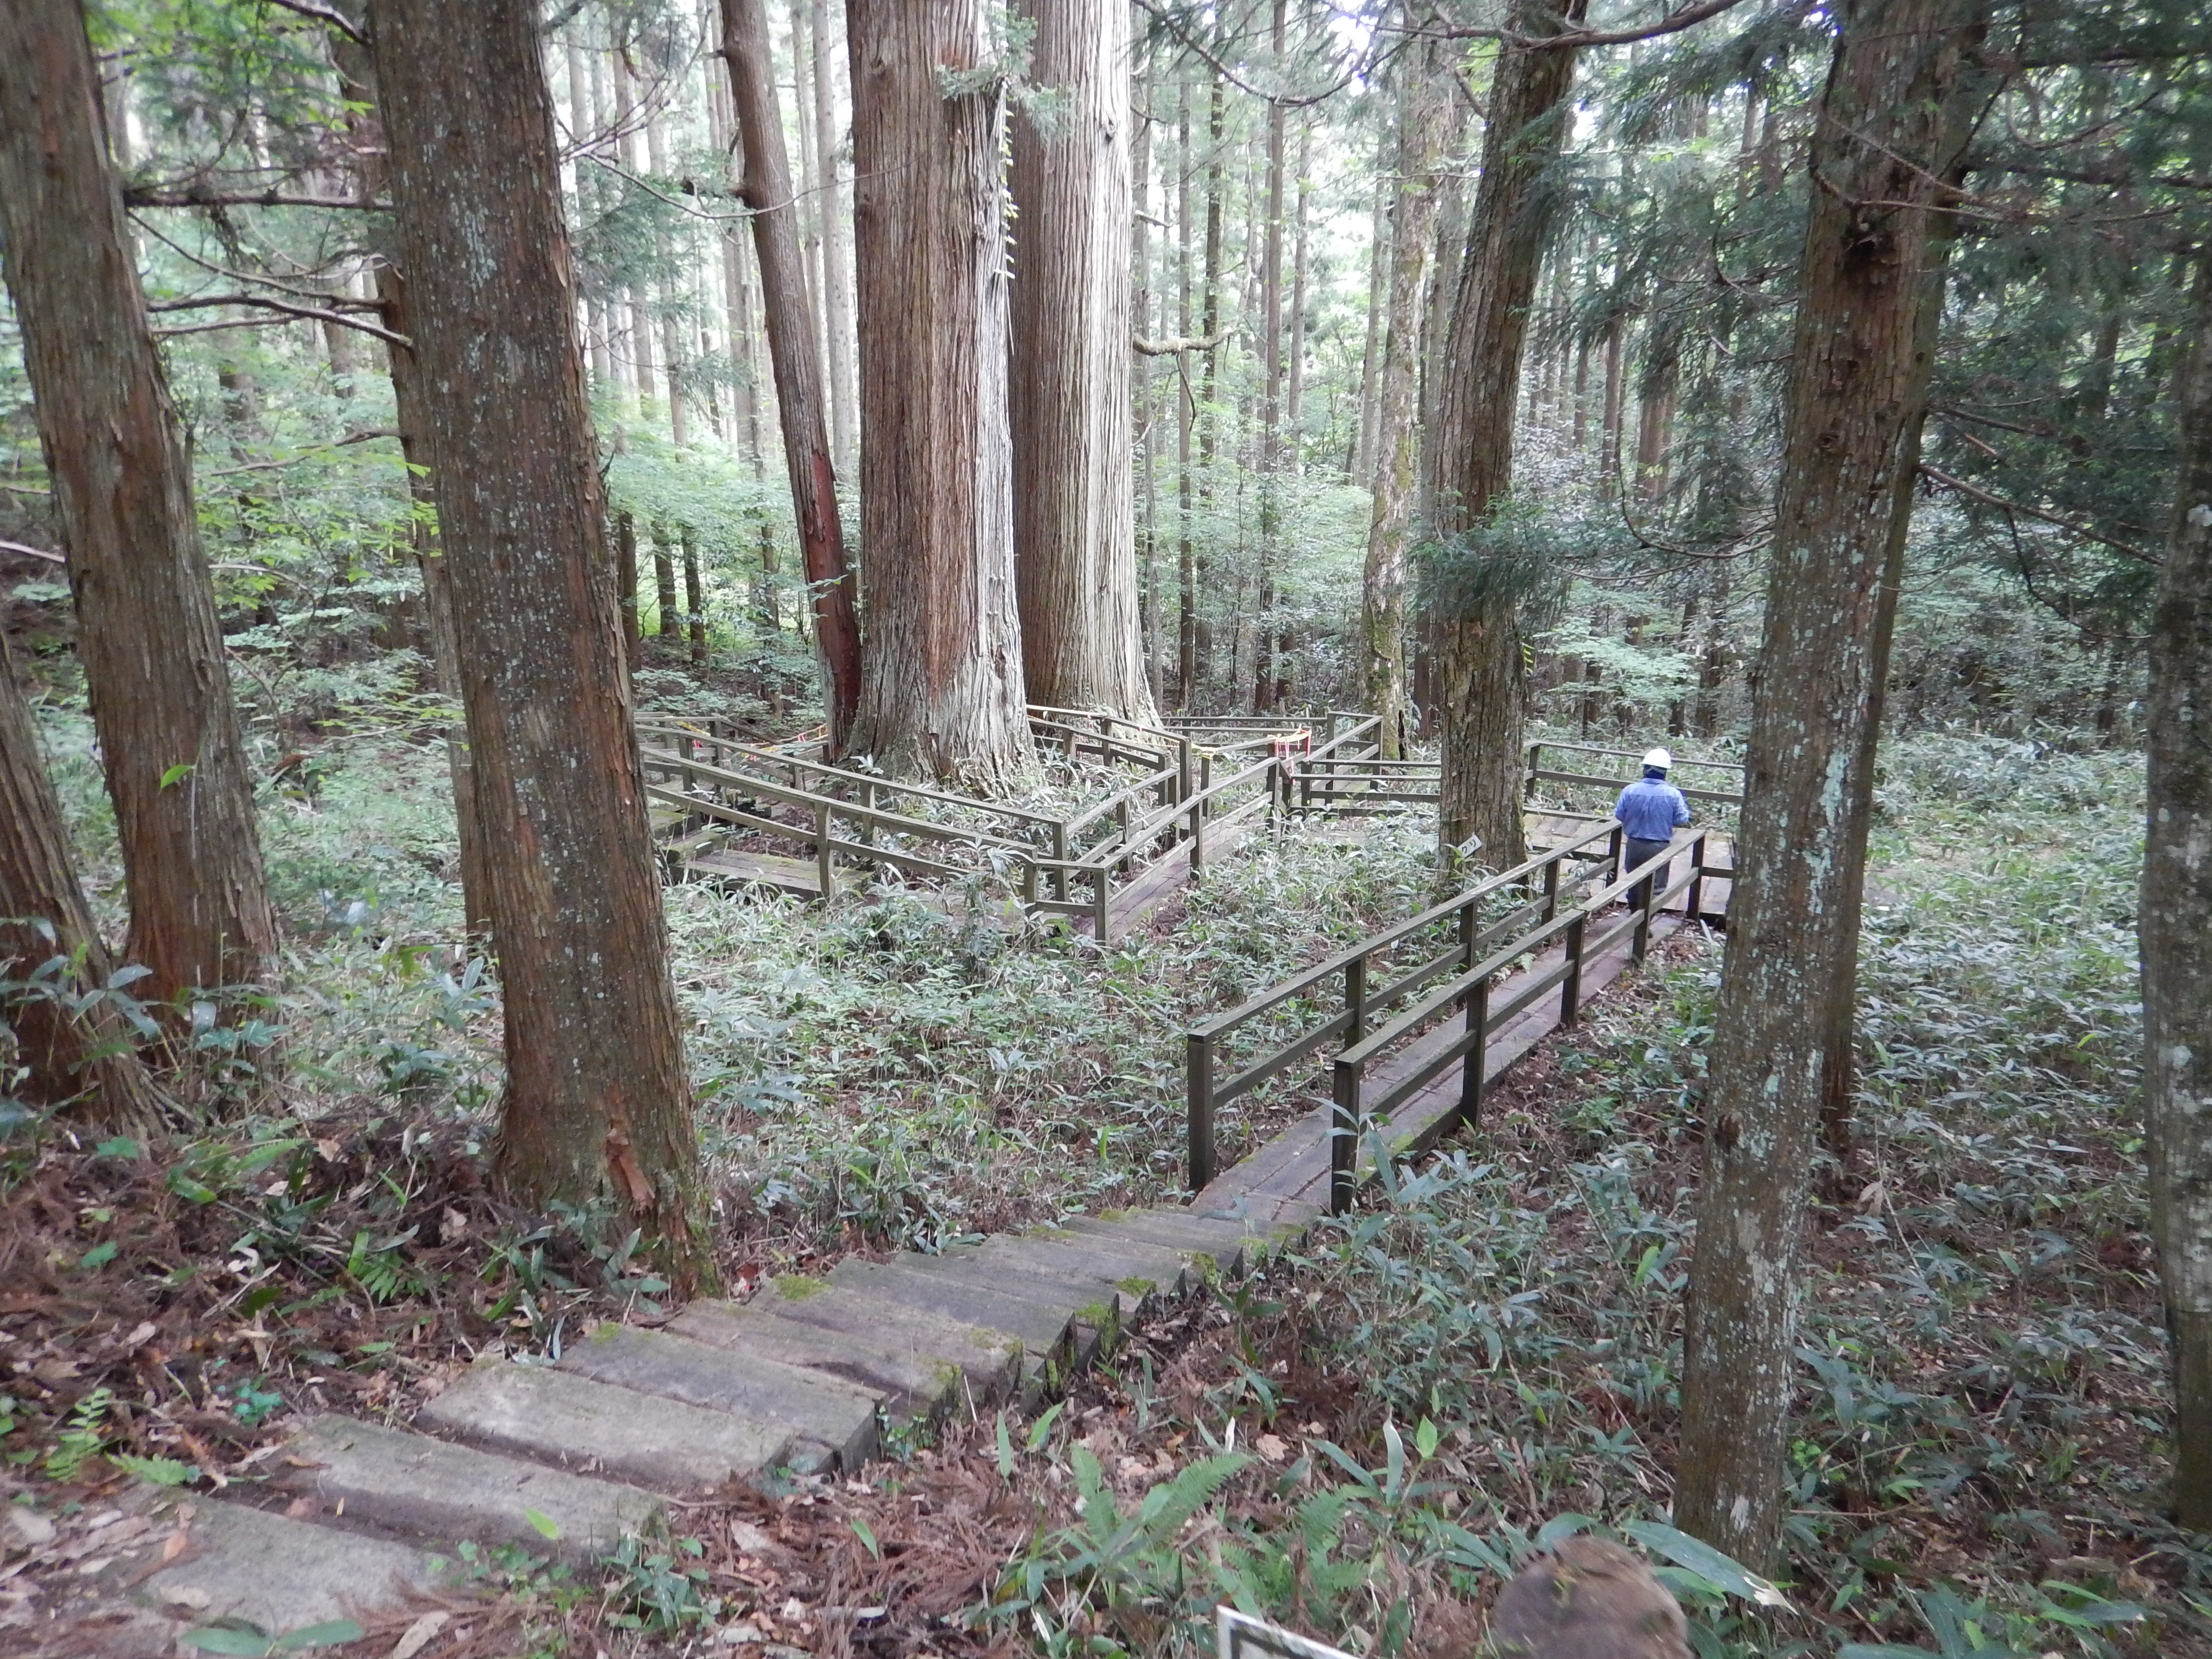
[1216,1606,1358,1659]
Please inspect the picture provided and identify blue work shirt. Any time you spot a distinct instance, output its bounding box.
[1615,774,1691,842]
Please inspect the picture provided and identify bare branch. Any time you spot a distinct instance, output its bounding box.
[144,292,410,347]
[1398,0,1750,52]
[1133,329,1229,357]
[125,186,386,210]
[1918,462,2159,565]
[255,0,367,46]
[0,539,66,565]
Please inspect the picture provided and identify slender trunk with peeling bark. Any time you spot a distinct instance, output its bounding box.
[2147,249,2212,1529]
[720,0,862,750]
[367,0,711,1286]
[1250,0,1288,715]
[0,0,276,1014]
[1364,37,1457,765]
[0,632,167,1130]
[1431,0,1588,869]
[810,0,857,476]
[845,0,1031,787]
[1675,0,1986,1572]
[1010,0,1154,724]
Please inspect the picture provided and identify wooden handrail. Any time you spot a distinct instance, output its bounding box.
[1323,828,1709,1212]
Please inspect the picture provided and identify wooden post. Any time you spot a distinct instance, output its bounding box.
[1687,829,1707,923]
[1561,912,1586,1027]
[1346,952,1368,1045]
[1094,864,1111,938]
[1607,822,1624,882]
[1188,1030,1215,1191]
[1192,752,1212,873]
[1524,740,1541,802]
[815,799,836,901]
[1052,819,1069,902]
[1633,844,1655,962]
[1461,970,1491,1120]
[861,780,878,847]
[1330,1057,1358,1216]
[1543,850,1561,920]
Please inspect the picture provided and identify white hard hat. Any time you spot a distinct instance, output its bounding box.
[1643,748,1672,770]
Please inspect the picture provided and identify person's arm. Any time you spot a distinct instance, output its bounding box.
[1673,785,1693,827]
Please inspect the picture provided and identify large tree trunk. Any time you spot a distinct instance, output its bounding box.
[720,0,862,753]
[0,0,276,1012]
[1363,36,1458,764]
[330,31,496,945]
[845,0,1031,787]
[1009,0,1154,724]
[1429,0,1588,868]
[2147,249,2212,1529]
[1674,0,1985,1572]
[367,0,711,1286]
[1250,0,1289,715]
[0,632,167,1130]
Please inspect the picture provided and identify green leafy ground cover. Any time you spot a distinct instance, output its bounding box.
[0,719,2185,1658]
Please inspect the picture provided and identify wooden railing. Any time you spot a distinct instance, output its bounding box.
[636,712,1287,934]
[1525,740,1746,817]
[1184,819,1625,1192]
[1323,827,1711,1212]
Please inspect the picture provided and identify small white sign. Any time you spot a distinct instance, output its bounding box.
[1216,1606,1358,1659]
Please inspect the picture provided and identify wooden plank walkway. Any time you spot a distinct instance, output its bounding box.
[82,798,1729,1640]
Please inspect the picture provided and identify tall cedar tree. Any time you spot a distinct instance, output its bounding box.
[719,0,863,754]
[0,632,167,1130]
[1429,0,1589,869]
[2147,250,2212,1528]
[1363,27,1460,762]
[328,30,495,942]
[1675,0,1987,1570]
[0,0,276,1012]
[366,0,712,1284]
[1010,0,1156,725]
[845,0,1032,788]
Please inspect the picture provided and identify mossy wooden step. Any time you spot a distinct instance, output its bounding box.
[900,1245,1141,1334]
[1057,1209,1263,1274]
[417,1355,809,1491]
[556,1323,881,1468]
[973,1227,1197,1299]
[668,1295,1014,1417]
[826,1256,1094,1368]
[276,1416,661,1561]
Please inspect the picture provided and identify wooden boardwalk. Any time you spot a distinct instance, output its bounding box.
[72,744,1736,1643]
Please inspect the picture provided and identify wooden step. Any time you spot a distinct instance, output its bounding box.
[416,1355,812,1490]
[555,1323,881,1468]
[667,1297,1014,1419]
[728,1276,1031,1396]
[275,1415,660,1561]
[900,1245,1145,1330]
[973,1227,1197,1299]
[1058,1208,1266,1274]
[91,1488,442,1636]
[826,1256,1094,1370]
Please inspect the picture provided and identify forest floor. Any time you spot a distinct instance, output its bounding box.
[0,719,2188,1658]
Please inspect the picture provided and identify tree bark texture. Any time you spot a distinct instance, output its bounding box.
[0,0,276,1010]
[0,633,167,1130]
[330,31,498,945]
[1009,0,1155,725]
[2146,250,2212,1529]
[1364,35,1458,764]
[720,0,863,752]
[1250,0,1289,714]
[845,0,1032,788]
[1674,0,1986,1571]
[366,0,710,1283]
[1429,0,1587,868]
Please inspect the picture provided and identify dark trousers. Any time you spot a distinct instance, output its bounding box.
[1623,836,1672,911]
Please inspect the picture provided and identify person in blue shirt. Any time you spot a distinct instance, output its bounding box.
[1616,748,1692,908]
